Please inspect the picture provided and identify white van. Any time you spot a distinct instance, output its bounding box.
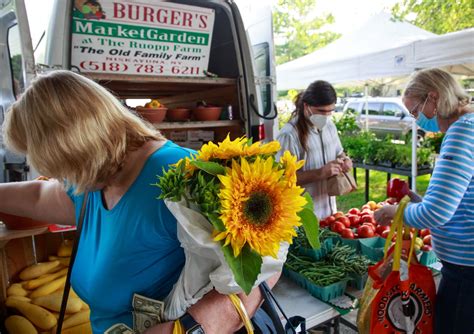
[0,0,278,183]
[343,97,424,140]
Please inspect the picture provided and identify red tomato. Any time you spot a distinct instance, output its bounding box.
[360,210,374,217]
[341,228,355,239]
[330,221,345,234]
[423,235,432,246]
[381,229,390,239]
[376,225,390,235]
[421,245,433,252]
[357,225,375,238]
[348,208,360,215]
[333,212,345,219]
[326,216,336,224]
[319,218,328,227]
[347,214,361,227]
[361,204,371,211]
[420,229,431,238]
[362,223,376,232]
[361,215,376,225]
[337,216,351,228]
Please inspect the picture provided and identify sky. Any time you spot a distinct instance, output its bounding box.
[236,0,401,34]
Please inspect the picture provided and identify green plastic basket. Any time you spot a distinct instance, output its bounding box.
[298,238,334,260]
[419,249,438,266]
[359,237,385,262]
[283,267,347,302]
[348,272,368,290]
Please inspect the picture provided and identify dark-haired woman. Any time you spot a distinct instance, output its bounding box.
[276,80,352,219]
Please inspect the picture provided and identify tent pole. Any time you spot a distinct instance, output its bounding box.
[364,84,369,131]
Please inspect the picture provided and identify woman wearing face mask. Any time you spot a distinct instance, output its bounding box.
[276,80,352,219]
[374,68,473,334]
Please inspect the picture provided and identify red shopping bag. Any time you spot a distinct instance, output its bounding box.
[358,197,436,334]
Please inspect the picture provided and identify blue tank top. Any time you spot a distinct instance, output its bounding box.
[68,141,192,333]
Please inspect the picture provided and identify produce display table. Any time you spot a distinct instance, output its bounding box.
[352,163,433,202]
[273,276,343,331]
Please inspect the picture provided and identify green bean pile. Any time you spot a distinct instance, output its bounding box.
[285,252,347,286]
[326,244,372,276]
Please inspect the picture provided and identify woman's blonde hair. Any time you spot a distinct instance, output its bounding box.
[3,70,164,193]
[403,68,471,119]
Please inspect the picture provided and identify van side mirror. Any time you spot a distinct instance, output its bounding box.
[398,112,406,120]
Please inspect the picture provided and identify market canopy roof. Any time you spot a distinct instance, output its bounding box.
[276,12,474,90]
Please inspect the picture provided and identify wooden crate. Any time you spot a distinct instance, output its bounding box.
[0,225,75,320]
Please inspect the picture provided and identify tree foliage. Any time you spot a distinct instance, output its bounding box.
[392,0,474,34]
[273,0,341,65]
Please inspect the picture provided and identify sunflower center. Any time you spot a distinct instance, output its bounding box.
[243,191,273,226]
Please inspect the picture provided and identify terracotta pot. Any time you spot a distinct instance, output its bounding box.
[136,107,168,123]
[167,108,191,121]
[0,212,50,230]
[192,107,222,121]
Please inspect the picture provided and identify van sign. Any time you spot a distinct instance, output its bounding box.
[71,0,215,77]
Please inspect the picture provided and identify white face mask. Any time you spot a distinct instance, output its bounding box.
[309,113,329,130]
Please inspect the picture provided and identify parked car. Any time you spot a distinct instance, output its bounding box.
[342,97,426,140]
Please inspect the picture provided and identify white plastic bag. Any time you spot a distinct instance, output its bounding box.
[163,199,288,320]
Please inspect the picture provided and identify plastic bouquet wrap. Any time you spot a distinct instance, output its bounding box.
[158,136,319,320]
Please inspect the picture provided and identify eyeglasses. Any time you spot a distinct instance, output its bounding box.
[408,96,428,116]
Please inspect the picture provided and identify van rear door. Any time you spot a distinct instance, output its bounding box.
[0,0,35,182]
[236,2,278,140]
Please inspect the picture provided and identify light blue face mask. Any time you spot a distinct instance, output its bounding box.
[415,98,440,132]
[416,112,440,132]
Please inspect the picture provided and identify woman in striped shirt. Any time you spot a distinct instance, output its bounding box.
[276,80,352,219]
[375,68,473,334]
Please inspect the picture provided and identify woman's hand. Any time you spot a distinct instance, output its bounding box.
[341,157,353,173]
[320,160,343,179]
[374,204,398,226]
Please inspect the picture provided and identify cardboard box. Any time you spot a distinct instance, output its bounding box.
[187,130,214,142]
[169,131,187,142]
[200,130,214,142]
[188,130,201,142]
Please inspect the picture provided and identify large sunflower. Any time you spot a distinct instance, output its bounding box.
[215,156,306,258]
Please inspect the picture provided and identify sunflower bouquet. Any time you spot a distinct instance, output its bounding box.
[158,136,319,319]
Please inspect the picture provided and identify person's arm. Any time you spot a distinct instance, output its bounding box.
[403,123,473,229]
[146,273,281,334]
[0,180,75,226]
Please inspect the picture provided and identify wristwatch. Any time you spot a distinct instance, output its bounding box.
[179,312,205,334]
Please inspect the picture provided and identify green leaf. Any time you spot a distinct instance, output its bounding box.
[207,213,226,232]
[221,244,262,295]
[298,195,320,250]
[302,192,314,211]
[190,161,225,176]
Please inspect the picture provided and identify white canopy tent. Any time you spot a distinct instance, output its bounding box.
[276,14,474,192]
[276,12,474,90]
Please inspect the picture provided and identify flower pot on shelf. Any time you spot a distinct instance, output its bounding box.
[136,107,168,123]
[167,108,191,122]
[192,107,222,121]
